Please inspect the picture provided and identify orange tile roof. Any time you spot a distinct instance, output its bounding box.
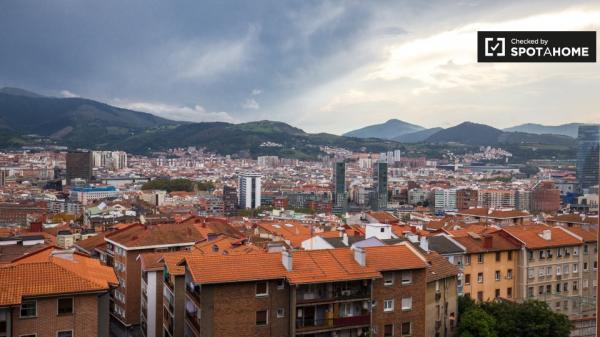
[426,251,460,282]
[452,231,520,253]
[0,249,117,306]
[562,226,597,243]
[547,214,598,226]
[183,245,428,286]
[364,244,428,271]
[368,211,399,224]
[502,224,582,249]
[106,223,205,248]
[193,237,260,255]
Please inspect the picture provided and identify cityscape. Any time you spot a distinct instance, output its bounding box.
[0,1,599,337]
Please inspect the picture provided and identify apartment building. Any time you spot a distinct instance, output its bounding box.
[453,231,520,302]
[179,244,429,337]
[0,247,117,337]
[102,223,205,327]
[424,252,460,337]
[477,189,515,209]
[562,226,598,311]
[502,224,592,318]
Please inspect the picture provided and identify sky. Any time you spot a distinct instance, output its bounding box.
[0,0,599,134]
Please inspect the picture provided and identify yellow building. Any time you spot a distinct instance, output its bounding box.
[454,231,520,301]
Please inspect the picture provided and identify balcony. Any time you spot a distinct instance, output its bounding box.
[187,282,201,305]
[296,288,370,305]
[296,314,370,332]
[185,310,201,335]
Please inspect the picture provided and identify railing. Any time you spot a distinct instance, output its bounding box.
[296,289,370,304]
[296,314,370,331]
[186,310,201,334]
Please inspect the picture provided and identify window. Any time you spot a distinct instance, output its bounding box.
[57,331,73,337]
[538,268,545,277]
[380,228,385,233]
[539,250,545,259]
[546,249,553,259]
[583,279,589,289]
[19,335,36,337]
[477,291,483,301]
[508,251,513,261]
[384,324,394,337]
[584,262,588,271]
[401,322,411,336]
[57,297,73,315]
[401,271,412,285]
[401,297,412,311]
[256,282,268,296]
[538,286,544,295]
[546,266,552,276]
[276,279,285,290]
[546,284,551,294]
[527,251,533,261]
[495,289,500,298]
[594,261,597,270]
[557,248,563,258]
[477,253,484,264]
[465,274,471,285]
[584,244,589,254]
[384,299,394,312]
[477,273,483,283]
[556,283,561,293]
[507,269,513,279]
[384,273,394,286]
[465,255,471,265]
[573,247,579,256]
[276,308,285,318]
[527,268,534,279]
[507,287,512,298]
[573,263,579,273]
[573,281,578,291]
[495,252,501,262]
[527,287,533,298]
[556,266,562,275]
[20,300,36,318]
[563,283,568,292]
[256,310,268,326]
[495,270,500,281]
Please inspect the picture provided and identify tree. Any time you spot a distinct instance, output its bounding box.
[458,307,497,337]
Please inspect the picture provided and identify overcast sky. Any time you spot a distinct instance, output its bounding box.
[0,0,598,134]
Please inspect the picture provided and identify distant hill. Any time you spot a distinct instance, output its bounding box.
[503,123,591,138]
[426,122,503,145]
[0,88,177,147]
[343,119,425,139]
[112,120,402,158]
[0,87,44,98]
[393,127,443,143]
[425,122,576,149]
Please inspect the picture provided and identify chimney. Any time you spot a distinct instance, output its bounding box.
[419,236,429,252]
[541,229,552,241]
[353,247,366,267]
[281,250,293,271]
[342,233,349,246]
[483,235,493,249]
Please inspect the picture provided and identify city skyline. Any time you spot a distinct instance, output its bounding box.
[0,1,598,134]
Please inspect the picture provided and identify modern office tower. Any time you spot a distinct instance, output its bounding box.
[223,185,238,215]
[0,169,7,187]
[66,151,93,184]
[238,172,261,209]
[371,161,388,211]
[332,161,347,213]
[576,125,600,190]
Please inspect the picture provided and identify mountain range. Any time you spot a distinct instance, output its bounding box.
[0,87,583,160]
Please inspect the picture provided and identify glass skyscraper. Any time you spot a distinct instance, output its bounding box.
[332,161,347,213]
[576,125,599,190]
[371,161,388,211]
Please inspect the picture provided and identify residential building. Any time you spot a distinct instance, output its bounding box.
[0,248,117,337]
[101,223,205,328]
[70,185,120,205]
[179,244,429,337]
[477,189,515,209]
[530,181,561,213]
[434,189,457,212]
[453,231,520,302]
[456,188,478,210]
[425,252,460,337]
[502,225,593,318]
[222,185,238,215]
[239,172,262,209]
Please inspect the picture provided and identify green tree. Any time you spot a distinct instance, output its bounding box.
[458,307,497,337]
